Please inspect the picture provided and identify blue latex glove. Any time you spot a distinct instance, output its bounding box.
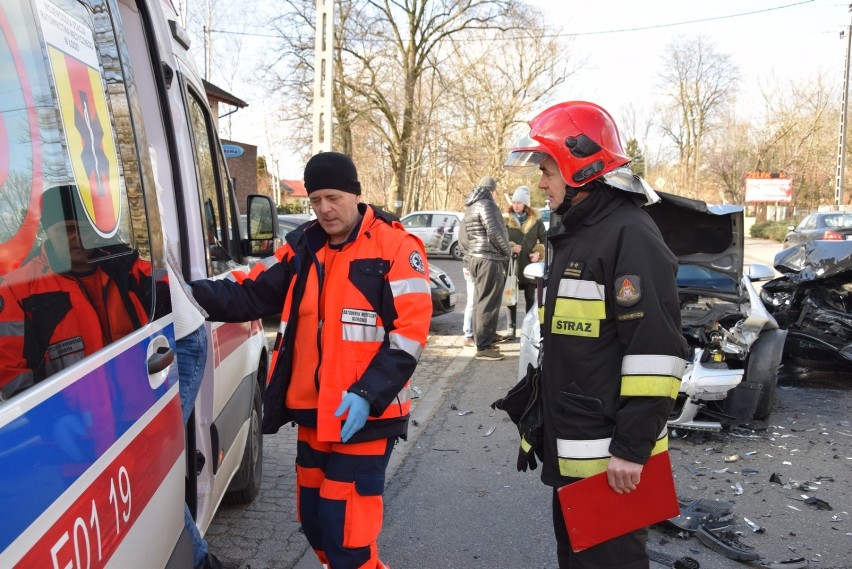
[335,392,370,442]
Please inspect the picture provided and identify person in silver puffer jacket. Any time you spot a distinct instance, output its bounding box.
[459,176,512,360]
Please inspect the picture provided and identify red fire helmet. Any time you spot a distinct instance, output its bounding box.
[504,101,631,188]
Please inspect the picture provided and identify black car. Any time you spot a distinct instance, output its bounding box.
[783,212,852,247]
[760,241,852,367]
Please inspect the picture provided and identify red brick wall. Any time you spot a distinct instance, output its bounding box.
[222,139,261,213]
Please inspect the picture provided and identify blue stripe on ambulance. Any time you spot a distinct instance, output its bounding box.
[0,330,177,551]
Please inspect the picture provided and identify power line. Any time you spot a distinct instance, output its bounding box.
[560,0,817,37]
[208,0,822,41]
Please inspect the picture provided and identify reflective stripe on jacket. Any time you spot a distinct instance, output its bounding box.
[538,189,687,487]
[191,205,432,442]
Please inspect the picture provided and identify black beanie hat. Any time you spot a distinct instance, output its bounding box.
[41,185,83,229]
[303,152,362,195]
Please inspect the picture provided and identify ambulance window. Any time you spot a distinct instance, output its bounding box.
[186,90,235,276]
[0,0,154,400]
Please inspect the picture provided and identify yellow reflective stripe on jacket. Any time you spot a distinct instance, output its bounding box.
[551,279,605,337]
[557,430,669,478]
[520,434,533,453]
[553,297,606,320]
[620,354,685,398]
[621,375,681,398]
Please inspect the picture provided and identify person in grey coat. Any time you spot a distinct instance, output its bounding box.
[459,176,512,360]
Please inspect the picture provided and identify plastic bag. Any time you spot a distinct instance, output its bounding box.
[502,257,518,307]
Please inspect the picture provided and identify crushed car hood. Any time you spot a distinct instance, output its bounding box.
[772,241,852,282]
[644,191,743,288]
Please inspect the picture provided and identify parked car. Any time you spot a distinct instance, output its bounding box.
[401,211,464,259]
[760,241,852,368]
[429,263,457,314]
[239,213,312,260]
[519,191,785,431]
[783,212,852,247]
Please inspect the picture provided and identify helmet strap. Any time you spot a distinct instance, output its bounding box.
[554,185,579,215]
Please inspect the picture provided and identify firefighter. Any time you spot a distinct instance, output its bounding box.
[190,152,432,569]
[504,101,688,568]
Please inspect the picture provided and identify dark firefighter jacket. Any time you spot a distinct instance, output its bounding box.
[538,186,688,487]
[191,204,432,443]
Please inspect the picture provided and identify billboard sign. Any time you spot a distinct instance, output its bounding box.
[744,172,792,203]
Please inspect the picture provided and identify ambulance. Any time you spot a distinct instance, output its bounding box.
[0,0,278,566]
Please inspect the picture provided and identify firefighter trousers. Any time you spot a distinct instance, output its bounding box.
[296,426,394,569]
[552,489,650,568]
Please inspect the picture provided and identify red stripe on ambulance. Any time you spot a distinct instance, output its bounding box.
[15,399,183,569]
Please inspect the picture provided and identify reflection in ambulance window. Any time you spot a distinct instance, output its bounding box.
[0,187,153,401]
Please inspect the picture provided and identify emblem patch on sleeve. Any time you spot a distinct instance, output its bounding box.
[409,251,425,274]
[614,274,641,307]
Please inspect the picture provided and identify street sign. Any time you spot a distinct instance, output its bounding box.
[222,144,244,158]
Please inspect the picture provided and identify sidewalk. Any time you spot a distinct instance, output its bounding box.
[205,332,475,569]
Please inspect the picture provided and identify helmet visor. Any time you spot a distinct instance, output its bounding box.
[504,149,549,174]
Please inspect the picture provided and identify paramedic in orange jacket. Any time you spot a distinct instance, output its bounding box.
[190,152,432,569]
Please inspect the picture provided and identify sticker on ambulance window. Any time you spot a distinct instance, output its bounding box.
[36,0,122,239]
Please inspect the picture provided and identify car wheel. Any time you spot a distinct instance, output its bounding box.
[450,241,462,260]
[745,329,787,421]
[224,376,263,505]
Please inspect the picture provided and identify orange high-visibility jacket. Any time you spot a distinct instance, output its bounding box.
[192,205,432,442]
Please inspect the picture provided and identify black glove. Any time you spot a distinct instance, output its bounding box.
[516,435,538,472]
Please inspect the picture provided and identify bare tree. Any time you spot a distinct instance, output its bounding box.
[657,36,739,196]
[753,72,838,211]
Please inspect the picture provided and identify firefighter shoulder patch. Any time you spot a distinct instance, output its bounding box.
[409,251,425,274]
[614,274,641,307]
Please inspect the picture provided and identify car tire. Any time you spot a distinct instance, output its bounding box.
[224,376,263,505]
[450,241,462,260]
[745,328,787,421]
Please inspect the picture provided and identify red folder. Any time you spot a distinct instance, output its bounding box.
[557,450,680,552]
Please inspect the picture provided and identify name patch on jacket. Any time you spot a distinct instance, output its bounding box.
[551,317,599,338]
[562,261,584,279]
[341,308,378,326]
[615,274,642,307]
[47,337,85,360]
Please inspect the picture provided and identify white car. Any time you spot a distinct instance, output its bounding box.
[401,211,464,259]
[519,192,786,431]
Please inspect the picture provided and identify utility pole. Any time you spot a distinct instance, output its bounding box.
[835,4,852,206]
[312,0,334,155]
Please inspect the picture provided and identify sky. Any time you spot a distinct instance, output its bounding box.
[524,0,848,123]
[224,0,851,179]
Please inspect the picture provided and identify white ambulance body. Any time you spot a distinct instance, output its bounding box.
[0,0,277,566]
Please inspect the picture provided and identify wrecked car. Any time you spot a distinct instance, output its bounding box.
[759,241,852,367]
[519,191,786,431]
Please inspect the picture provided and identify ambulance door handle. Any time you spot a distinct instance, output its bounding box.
[148,346,175,374]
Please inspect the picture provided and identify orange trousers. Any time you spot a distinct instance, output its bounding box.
[296,426,394,569]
